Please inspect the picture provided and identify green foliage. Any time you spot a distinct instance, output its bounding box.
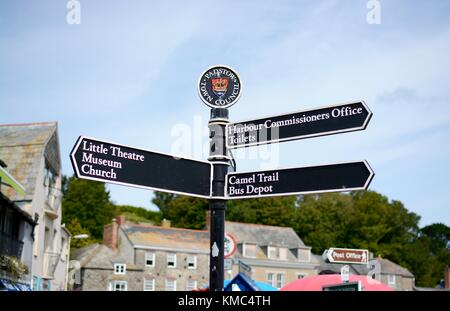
[62,176,116,241]
[164,196,208,229]
[65,218,95,249]
[115,205,162,225]
[0,255,29,280]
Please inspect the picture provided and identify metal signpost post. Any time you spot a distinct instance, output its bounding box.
[198,65,242,291]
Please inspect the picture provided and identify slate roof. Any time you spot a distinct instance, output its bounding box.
[224,221,307,248]
[121,224,210,253]
[0,122,58,201]
[372,257,414,278]
[314,254,414,278]
[72,243,141,270]
[313,254,370,275]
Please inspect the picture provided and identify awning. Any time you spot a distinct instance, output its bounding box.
[0,278,32,291]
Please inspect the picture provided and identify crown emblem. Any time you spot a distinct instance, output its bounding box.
[211,78,228,97]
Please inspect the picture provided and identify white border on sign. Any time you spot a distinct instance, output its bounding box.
[224,233,237,258]
[226,100,372,149]
[326,248,370,265]
[224,160,375,200]
[197,64,243,109]
[322,281,362,291]
[70,135,214,199]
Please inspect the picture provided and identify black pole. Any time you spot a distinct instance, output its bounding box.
[208,107,230,291]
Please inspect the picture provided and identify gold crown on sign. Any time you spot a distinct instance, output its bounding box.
[212,78,228,92]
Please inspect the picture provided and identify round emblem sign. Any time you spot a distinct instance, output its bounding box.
[198,65,242,108]
[224,233,237,258]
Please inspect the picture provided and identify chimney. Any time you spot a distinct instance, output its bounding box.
[445,266,450,289]
[103,218,118,251]
[162,219,171,228]
[117,215,126,226]
[205,210,211,232]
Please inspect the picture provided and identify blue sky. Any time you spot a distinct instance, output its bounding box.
[1,0,449,226]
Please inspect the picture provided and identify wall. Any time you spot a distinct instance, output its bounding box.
[135,248,210,291]
[80,268,144,291]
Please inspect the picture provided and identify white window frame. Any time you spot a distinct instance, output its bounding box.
[297,248,311,262]
[186,279,197,291]
[143,278,155,291]
[165,279,177,291]
[167,253,177,268]
[114,263,126,275]
[267,246,277,259]
[388,274,396,285]
[267,271,285,289]
[243,243,257,258]
[112,281,127,291]
[145,252,155,267]
[187,255,197,269]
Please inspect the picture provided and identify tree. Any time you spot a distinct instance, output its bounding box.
[164,196,208,229]
[66,218,94,249]
[152,192,176,219]
[62,176,116,240]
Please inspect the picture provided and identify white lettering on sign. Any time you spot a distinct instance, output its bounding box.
[227,104,365,146]
[80,140,146,180]
[228,172,279,196]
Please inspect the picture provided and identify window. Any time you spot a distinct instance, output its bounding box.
[143,278,155,291]
[297,273,307,279]
[267,272,284,289]
[297,248,310,262]
[276,273,284,289]
[268,247,288,260]
[145,252,155,267]
[388,274,396,285]
[167,253,176,268]
[112,281,127,291]
[243,243,257,258]
[268,246,277,259]
[165,279,177,291]
[114,263,126,275]
[186,279,197,291]
[187,255,197,269]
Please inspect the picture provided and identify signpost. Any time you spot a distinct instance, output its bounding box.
[326,248,369,265]
[226,161,374,199]
[70,136,212,198]
[70,64,374,292]
[227,101,372,148]
[322,281,361,291]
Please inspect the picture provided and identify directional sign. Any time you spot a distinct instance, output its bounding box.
[326,248,369,265]
[225,161,374,199]
[227,101,372,148]
[70,136,212,198]
[322,281,361,291]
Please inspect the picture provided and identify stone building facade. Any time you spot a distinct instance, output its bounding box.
[223,220,319,289]
[0,122,71,290]
[73,216,209,291]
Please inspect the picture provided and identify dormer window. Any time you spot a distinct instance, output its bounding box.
[268,246,288,260]
[243,243,257,258]
[114,263,126,275]
[297,248,311,262]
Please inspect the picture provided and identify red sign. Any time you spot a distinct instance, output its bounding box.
[326,248,369,265]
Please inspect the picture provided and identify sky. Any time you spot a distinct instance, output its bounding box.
[1,0,449,227]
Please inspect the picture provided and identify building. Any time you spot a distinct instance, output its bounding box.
[0,163,36,290]
[71,243,144,291]
[313,252,415,291]
[369,256,415,291]
[223,220,320,289]
[73,216,210,291]
[0,122,71,290]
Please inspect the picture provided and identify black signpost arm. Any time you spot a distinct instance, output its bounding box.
[208,108,230,291]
